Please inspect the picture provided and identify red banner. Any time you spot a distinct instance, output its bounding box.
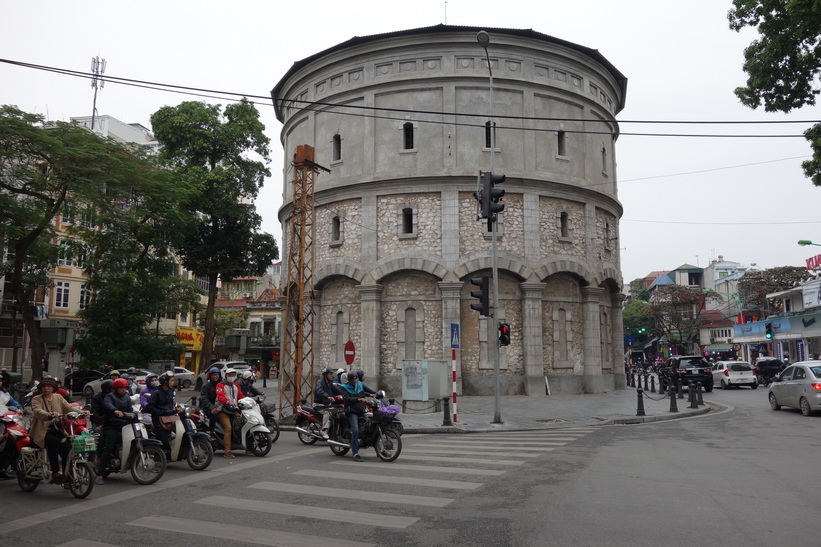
[807,254,821,270]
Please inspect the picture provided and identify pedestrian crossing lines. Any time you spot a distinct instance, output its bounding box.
[122,428,600,545]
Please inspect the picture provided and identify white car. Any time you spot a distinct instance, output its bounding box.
[173,367,197,389]
[195,361,251,390]
[712,361,758,389]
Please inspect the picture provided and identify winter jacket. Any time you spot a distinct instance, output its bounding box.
[314,377,338,403]
[139,386,156,411]
[199,380,219,414]
[237,378,262,398]
[340,381,368,416]
[89,392,107,429]
[145,387,176,424]
[0,389,21,410]
[216,381,244,414]
[29,393,74,449]
[102,391,133,427]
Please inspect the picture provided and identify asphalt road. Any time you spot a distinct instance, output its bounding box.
[1,386,819,546]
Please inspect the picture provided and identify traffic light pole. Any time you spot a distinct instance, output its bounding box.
[479,30,502,424]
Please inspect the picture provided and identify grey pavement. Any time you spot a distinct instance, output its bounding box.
[229,377,714,434]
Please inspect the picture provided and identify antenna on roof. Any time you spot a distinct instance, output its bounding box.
[90,56,107,131]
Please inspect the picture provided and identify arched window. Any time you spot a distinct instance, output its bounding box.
[331,214,341,243]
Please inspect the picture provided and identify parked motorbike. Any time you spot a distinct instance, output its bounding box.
[0,410,29,479]
[297,399,402,462]
[152,404,213,470]
[254,395,280,443]
[195,397,273,457]
[16,412,96,498]
[97,412,167,485]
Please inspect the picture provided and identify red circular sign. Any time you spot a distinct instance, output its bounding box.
[344,340,356,365]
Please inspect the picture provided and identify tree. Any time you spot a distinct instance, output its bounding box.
[150,100,279,372]
[728,1,821,184]
[644,285,722,354]
[0,105,168,379]
[623,299,653,348]
[736,265,809,315]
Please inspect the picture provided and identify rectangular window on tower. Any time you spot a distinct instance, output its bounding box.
[402,122,415,151]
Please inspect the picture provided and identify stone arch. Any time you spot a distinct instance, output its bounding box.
[372,252,449,283]
[453,251,530,282]
[590,263,622,290]
[314,260,366,288]
[535,255,591,285]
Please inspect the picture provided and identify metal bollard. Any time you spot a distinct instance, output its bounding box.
[669,386,679,412]
[636,386,646,416]
[650,375,656,393]
[696,382,704,406]
[629,373,634,388]
[677,378,684,399]
[643,373,649,391]
[688,381,698,408]
[442,396,453,426]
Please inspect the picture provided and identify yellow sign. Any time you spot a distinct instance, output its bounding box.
[176,327,205,351]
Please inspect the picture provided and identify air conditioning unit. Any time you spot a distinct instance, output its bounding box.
[243,292,252,299]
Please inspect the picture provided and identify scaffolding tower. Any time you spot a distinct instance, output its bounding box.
[279,145,328,419]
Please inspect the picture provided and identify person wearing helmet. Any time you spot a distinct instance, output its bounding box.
[340,371,370,462]
[353,370,386,406]
[109,370,121,382]
[146,372,176,457]
[96,378,133,484]
[30,377,77,481]
[139,373,159,412]
[199,366,223,436]
[90,379,115,431]
[334,368,347,385]
[237,369,263,399]
[215,368,244,458]
[119,372,138,396]
[315,367,340,439]
[0,374,22,413]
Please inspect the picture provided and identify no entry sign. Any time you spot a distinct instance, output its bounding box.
[344,340,356,365]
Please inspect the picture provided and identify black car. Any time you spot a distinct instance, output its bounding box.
[658,355,713,392]
[63,369,104,395]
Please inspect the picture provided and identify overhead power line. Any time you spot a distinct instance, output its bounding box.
[1,58,818,139]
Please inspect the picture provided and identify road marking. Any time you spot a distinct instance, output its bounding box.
[461,436,582,442]
[196,495,419,529]
[128,515,374,547]
[250,481,454,507]
[0,447,319,535]
[329,460,507,475]
[398,454,526,465]
[401,448,543,458]
[406,442,563,451]
[293,469,482,490]
[58,541,119,547]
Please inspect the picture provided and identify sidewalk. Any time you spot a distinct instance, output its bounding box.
[249,380,713,434]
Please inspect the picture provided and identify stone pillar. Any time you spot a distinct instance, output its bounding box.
[611,292,627,389]
[357,284,383,383]
[521,282,547,396]
[581,286,604,393]
[438,282,463,393]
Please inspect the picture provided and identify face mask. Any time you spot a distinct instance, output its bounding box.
[225,376,235,383]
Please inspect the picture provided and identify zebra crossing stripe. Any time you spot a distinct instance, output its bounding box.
[398,454,525,465]
[250,481,454,507]
[329,460,507,475]
[293,469,482,490]
[58,541,118,547]
[407,442,562,451]
[401,448,543,458]
[196,495,418,529]
[460,436,582,442]
[128,515,374,547]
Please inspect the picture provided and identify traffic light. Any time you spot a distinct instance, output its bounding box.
[470,276,490,316]
[765,322,773,339]
[499,323,511,346]
[637,327,647,335]
[481,171,506,219]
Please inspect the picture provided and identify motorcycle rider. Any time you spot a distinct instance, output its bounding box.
[89,380,115,431]
[0,375,23,412]
[199,367,222,436]
[95,378,133,485]
[30,377,76,482]
[238,370,263,398]
[216,368,244,459]
[315,367,339,439]
[145,372,176,457]
[139,373,159,411]
[340,372,369,462]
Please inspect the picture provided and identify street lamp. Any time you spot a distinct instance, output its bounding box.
[798,240,821,247]
[477,30,502,424]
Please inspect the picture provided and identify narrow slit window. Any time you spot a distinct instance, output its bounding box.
[332,134,341,161]
[560,212,569,238]
[557,131,566,156]
[331,215,340,241]
[601,145,607,174]
[402,208,414,234]
[484,121,496,149]
[403,122,414,150]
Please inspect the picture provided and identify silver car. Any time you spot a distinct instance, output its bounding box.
[768,362,821,416]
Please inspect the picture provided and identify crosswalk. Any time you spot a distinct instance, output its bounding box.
[63,428,600,546]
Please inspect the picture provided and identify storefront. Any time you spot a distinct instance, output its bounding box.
[176,326,205,372]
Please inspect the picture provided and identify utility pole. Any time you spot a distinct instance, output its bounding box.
[90,56,106,131]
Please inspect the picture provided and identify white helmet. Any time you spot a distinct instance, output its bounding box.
[224,368,237,377]
[241,370,254,380]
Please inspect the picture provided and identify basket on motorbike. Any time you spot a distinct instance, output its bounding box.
[373,404,401,422]
[70,433,97,453]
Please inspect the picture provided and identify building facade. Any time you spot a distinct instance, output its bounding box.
[272,25,628,395]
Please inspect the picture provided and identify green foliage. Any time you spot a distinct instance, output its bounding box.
[644,285,721,352]
[622,299,653,346]
[736,265,809,314]
[728,1,821,184]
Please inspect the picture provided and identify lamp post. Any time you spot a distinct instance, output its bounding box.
[477,30,502,424]
[798,240,821,247]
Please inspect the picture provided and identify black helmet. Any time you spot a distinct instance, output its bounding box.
[159,372,174,385]
[322,367,335,375]
[355,370,365,381]
[100,379,115,393]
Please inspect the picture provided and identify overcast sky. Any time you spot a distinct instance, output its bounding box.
[3,0,820,284]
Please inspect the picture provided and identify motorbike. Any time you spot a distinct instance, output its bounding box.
[294,398,332,445]
[297,398,403,462]
[254,395,280,443]
[97,412,167,485]
[195,397,273,457]
[16,412,97,499]
[151,404,213,471]
[0,410,29,479]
